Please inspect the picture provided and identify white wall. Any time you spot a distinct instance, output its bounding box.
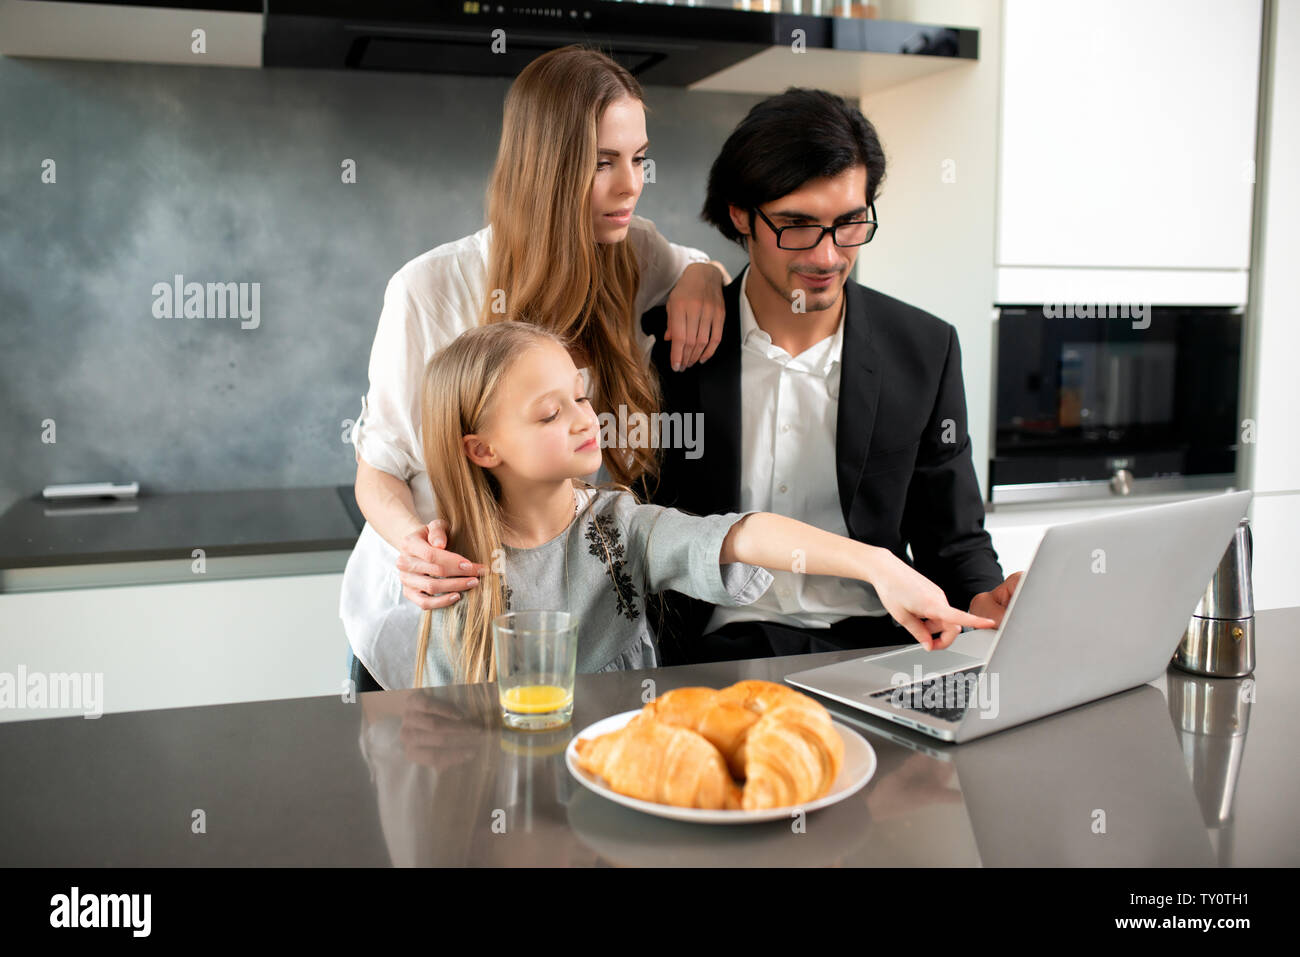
[855,0,1003,500]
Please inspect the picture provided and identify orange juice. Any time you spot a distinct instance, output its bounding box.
[493,611,577,730]
[501,684,573,714]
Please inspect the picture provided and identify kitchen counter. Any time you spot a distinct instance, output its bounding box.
[0,485,363,591]
[0,607,1295,867]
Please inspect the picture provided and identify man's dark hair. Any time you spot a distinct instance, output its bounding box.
[701,88,887,248]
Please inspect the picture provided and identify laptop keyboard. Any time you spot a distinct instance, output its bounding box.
[868,665,986,724]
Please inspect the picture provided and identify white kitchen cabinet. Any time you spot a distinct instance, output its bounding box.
[0,573,351,723]
[996,0,1262,288]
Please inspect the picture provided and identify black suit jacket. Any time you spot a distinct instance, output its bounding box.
[636,263,1005,664]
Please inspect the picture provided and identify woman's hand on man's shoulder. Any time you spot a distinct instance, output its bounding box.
[664,262,727,371]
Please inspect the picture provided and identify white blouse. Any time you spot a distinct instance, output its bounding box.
[341,215,713,689]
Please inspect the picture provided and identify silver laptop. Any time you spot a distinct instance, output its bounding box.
[785,489,1252,743]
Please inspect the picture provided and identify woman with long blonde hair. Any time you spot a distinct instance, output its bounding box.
[413,322,994,687]
[343,45,732,690]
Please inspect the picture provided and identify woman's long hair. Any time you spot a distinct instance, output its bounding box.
[479,44,662,490]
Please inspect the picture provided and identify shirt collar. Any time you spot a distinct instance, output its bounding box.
[739,265,846,379]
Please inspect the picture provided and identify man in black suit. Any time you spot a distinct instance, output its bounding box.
[638,88,1022,666]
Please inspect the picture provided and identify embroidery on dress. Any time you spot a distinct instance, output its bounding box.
[503,583,513,611]
[584,514,640,621]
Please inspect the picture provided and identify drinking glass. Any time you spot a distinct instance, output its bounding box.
[493,611,577,730]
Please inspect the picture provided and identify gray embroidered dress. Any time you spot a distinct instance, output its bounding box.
[418,487,774,687]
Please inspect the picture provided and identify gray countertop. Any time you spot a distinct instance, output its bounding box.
[0,485,363,591]
[0,607,1295,866]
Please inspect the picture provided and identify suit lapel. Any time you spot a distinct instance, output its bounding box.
[698,265,745,512]
[835,279,882,533]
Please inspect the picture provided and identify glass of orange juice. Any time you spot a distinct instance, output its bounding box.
[493,611,577,730]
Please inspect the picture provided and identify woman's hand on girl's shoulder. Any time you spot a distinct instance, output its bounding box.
[664,261,727,372]
[396,519,489,611]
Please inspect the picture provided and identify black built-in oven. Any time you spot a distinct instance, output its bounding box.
[991,304,1242,504]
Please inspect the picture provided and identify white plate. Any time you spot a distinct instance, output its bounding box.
[565,709,877,824]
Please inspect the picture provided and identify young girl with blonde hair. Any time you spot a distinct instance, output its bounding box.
[414,321,994,686]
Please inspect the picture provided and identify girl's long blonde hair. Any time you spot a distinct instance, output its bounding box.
[479,43,662,490]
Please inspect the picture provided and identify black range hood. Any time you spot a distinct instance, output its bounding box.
[262,0,978,86]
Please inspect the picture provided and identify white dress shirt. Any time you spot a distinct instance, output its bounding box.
[703,266,887,634]
[340,216,713,687]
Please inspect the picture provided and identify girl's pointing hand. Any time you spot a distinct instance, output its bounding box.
[870,552,997,651]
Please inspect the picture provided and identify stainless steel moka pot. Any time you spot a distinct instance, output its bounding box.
[1173,517,1255,677]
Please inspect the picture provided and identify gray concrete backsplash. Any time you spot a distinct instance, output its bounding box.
[0,56,770,514]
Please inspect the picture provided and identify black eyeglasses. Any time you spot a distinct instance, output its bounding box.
[753,203,878,249]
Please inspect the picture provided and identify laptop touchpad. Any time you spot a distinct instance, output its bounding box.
[869,647,985,679]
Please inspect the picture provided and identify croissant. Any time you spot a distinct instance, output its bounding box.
[639,686,759,779]
[737,701,845,810]
[573,713,743,810]
[577,681,844,812]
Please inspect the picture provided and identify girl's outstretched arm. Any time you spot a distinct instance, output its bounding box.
[718,512,996,651]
